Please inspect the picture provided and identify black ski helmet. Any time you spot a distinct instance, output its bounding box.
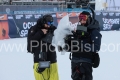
[43,14,53,24]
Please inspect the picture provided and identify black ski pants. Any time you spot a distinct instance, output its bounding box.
[71,59,93,80]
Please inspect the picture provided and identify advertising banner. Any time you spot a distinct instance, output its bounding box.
[7,13,57,38]
[0,11,120,40]
[13,14,37,37]
[0,14,9,40]
[95,12,120,31]
[0,5,58,14]
[56,12,120,31]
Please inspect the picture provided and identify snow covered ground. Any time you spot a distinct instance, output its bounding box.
[0,31,120,80]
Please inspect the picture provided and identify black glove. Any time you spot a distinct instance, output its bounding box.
[92,53,100,68]
[49,25,56,32]
[37,67,46,73]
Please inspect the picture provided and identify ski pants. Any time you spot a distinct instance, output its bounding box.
[33,62,59,80]
[71,59,93,80]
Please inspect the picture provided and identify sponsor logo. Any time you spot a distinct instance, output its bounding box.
[34,15,41,19]
[103,18,120,30]
[8,16,13,19]
[25,15,33,19]
[0,16,4,19]
[96,12,101,15]
[23,22,36,29]
[52,14,56,17]
[20,22,36,37]
[6,8,10,14]
[16,15,23,19]
[102,12,108,16]
[109,12,114,16]
[115,13,120,16]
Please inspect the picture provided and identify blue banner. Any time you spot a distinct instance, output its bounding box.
[0,11,120,40]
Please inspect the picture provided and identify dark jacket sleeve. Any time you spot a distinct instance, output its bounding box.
[83,29,102,53]
[84,29,102,52]
[29,27,45,40]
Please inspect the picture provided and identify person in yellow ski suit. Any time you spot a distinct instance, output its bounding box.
[27,14,59,80]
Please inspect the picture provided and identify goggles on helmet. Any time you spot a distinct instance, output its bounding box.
[79,14,88,21]
[47,21,53,26]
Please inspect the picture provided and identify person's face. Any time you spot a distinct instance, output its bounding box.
[44,24,50,29]
[80,19,87,25]
[79,14,88,25]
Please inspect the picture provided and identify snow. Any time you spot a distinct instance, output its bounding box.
[0,31,120,80]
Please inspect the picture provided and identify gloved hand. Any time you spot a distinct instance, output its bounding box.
[37,67,46,73]
[49,25,56,32]
[92,53,100,68]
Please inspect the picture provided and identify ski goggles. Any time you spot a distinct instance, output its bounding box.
[79,14,88,21]
[47,21,53,26]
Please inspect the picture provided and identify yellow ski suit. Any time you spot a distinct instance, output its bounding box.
[33,62,59,80]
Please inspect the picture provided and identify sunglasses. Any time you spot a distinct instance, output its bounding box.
[47,22,53,26]
[79,14,88,21]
